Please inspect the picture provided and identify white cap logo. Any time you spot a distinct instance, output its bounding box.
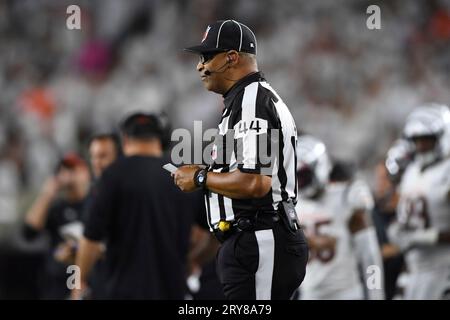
[201,25,211,43]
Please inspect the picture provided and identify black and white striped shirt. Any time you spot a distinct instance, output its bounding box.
[205,72,298,229]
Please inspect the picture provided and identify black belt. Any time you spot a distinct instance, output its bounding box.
[212,212,280,243]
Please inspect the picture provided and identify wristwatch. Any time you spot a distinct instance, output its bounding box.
[194,168,208,189]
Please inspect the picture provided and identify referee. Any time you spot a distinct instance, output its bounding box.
[174,20,308,300]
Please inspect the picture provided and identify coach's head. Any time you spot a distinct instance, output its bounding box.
[184,20,258,94]
[119,112,169,157]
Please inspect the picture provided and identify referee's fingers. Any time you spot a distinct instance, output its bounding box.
[172,170,180,186]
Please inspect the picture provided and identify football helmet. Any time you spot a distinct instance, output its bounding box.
[296,135,332,198]
[403,103,450,166]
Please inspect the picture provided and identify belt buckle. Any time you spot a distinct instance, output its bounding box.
[236,217,252,231]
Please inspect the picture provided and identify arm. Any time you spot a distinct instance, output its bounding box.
[25,177,59,231]
[71,236,103,299]
[350,209,385,300]
[389,224,450,249]
[206,170,271,199]
[173,166,271,199]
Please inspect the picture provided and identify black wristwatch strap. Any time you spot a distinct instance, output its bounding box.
[194,168,208,189]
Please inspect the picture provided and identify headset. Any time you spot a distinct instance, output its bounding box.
[204,54,246,81]
[204,55,232,76]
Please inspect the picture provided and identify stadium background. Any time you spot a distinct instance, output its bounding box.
[0,0,449,298]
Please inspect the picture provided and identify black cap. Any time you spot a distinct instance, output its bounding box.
[184,20,257,55]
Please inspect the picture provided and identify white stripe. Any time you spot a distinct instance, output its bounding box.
[255,229,275,300]
[223,196,235,221]
[241,82,259,169]
[260,82,297,199]
[205,196,213,231]
[240,23,257,54]
[271,156,282,205]
[229,150,238,171]
[283,134,297,199]
[232,20,243,51]
[216,20,229,49]
[219,110,232,134]
[209,192,221,225]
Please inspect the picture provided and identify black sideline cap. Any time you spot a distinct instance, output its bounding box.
[184,20,257,55]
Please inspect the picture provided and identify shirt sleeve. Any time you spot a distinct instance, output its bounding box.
[83,167,117,241]
[234,87,278,175]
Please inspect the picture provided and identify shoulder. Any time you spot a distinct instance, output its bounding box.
[233,80,278,108]
[102,158,122,175]
[232,81,281,125]
[106,156,168,179]
[97,157,129,183]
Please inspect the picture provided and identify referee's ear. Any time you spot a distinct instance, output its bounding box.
[227,50,239,66]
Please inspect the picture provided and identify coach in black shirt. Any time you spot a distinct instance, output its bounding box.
[73,113,200,299]
[175,20,308,300]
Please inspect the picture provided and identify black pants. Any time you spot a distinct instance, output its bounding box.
[216,222,308,300]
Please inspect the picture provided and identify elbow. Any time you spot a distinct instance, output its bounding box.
[251,184,269,198]
[247,176,271,198]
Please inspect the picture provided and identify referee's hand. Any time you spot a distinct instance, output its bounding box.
[172,165,201,192]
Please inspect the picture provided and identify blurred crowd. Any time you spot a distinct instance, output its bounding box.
[0,0,450,298]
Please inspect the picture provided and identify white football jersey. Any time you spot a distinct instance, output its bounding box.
[397,157,450,273]
[296,180,374,299]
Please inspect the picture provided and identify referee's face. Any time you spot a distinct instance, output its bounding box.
[196,51,229,94]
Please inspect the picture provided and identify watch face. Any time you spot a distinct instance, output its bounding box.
[198,176,204,183]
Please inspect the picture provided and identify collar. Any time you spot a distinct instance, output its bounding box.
[223,71,264,108]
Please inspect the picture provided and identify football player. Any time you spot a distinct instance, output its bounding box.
[371,139,415,299]
[388,103,450,299]
[296,135,384,300]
